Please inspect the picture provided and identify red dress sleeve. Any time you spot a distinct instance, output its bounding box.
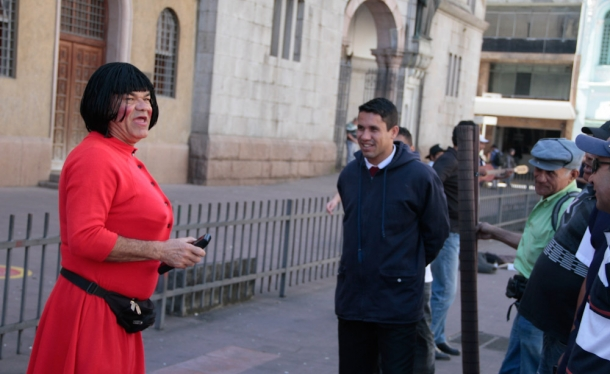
[60,146,126,262]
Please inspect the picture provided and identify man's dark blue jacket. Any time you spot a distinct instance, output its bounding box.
[335,141,450,324]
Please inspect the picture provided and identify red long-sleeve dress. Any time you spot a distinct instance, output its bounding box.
[27,132,173,374]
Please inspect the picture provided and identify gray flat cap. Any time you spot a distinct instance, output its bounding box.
[528,138,584,171]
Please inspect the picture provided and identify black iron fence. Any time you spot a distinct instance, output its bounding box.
[479,175,539,231]
[0,181,541,361]
[0,197,343,360]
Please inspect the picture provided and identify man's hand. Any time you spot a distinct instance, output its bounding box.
[158,237,206,269]
[326,193,341,214]
[476,222,494,240]
[475,221,521,249]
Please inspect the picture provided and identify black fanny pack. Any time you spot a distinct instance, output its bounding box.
[60,268,156,333]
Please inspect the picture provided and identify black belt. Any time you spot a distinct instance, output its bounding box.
[60,268,108,298]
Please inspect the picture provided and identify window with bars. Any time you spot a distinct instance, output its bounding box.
[0,0,17,77]
[60,0,105,40]
[601,12,610,65]
[154,8,179,97]
[270,0,305,61]
[445,53,462,97]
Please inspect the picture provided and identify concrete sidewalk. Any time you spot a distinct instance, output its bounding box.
[0,174,518,374]
[140,238,515,374]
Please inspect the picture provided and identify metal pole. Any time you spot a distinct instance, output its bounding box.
[0,215,15,360]
[497,187,504,226]
[279,199,293,298]
[457,122,480,374]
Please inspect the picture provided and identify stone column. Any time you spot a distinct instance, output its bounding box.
[477,61,490,96]
[188,0,219,185]
[402,37,433,147]
[371,48,404,104]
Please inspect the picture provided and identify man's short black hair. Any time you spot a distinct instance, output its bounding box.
[358,98,398,130]
[80,62,159,135]
[452,120,476,146]
[397,127,413,146]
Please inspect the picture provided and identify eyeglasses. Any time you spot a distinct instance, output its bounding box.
[592,158,610,174]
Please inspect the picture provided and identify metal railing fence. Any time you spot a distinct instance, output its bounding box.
[478,177,539,231]
[0,196,343,360]
[0,183,541,360]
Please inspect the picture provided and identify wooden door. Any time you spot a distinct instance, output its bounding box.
[52,41,103,162]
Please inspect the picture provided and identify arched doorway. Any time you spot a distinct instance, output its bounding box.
[333,0,405,168]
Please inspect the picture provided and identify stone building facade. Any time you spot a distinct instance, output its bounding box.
[335,0,487,161]
[0,0,485,187]
[0,0,198,187]
[415,0,487,151]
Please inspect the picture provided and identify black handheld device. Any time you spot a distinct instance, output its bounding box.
[157,233,212,274]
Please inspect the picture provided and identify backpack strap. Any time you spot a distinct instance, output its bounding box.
[551,191,579,231]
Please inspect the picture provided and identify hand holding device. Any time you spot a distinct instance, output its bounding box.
[158,234,212,274]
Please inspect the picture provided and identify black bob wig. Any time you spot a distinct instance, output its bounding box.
[80,62,159,135]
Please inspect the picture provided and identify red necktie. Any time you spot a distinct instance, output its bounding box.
[369,166,379,177]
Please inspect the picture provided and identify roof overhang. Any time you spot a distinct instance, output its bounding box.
[474,97,575,120]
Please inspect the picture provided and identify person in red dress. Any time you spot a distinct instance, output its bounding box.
[27,62,207,374]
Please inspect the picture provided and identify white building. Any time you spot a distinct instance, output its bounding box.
[573,0,610,134]
[474,0,581,159]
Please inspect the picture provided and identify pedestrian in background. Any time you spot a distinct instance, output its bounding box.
[346,117,358,165]
[425,144,445,167]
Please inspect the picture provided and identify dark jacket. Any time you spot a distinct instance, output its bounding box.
[335,142,450,324]
[433,147,459,232]
[519,185,596,343]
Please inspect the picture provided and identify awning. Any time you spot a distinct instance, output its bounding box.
[474,97,575,120]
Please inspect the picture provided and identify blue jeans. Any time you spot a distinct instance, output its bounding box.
[430,232,460,345]
[499,312,543,374]
[537,333,565,374]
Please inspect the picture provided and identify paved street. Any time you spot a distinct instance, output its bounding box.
[1,174,518,373]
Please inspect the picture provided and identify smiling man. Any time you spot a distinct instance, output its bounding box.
[335,98,449,374]
[477,138,583,374]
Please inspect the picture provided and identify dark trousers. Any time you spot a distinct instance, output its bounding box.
[338,318,418,374]
[414,282,435,374]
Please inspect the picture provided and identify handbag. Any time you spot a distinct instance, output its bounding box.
[505,274,528,321]
[60,268,156,333]
[505,274,527,300]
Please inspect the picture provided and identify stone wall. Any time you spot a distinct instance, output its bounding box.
[0,0,57,186]
[417,0,487,151]
[197,135,335,186]
[189,0,344,185]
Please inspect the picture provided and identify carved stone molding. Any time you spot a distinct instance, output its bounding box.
[403,37,433,77]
